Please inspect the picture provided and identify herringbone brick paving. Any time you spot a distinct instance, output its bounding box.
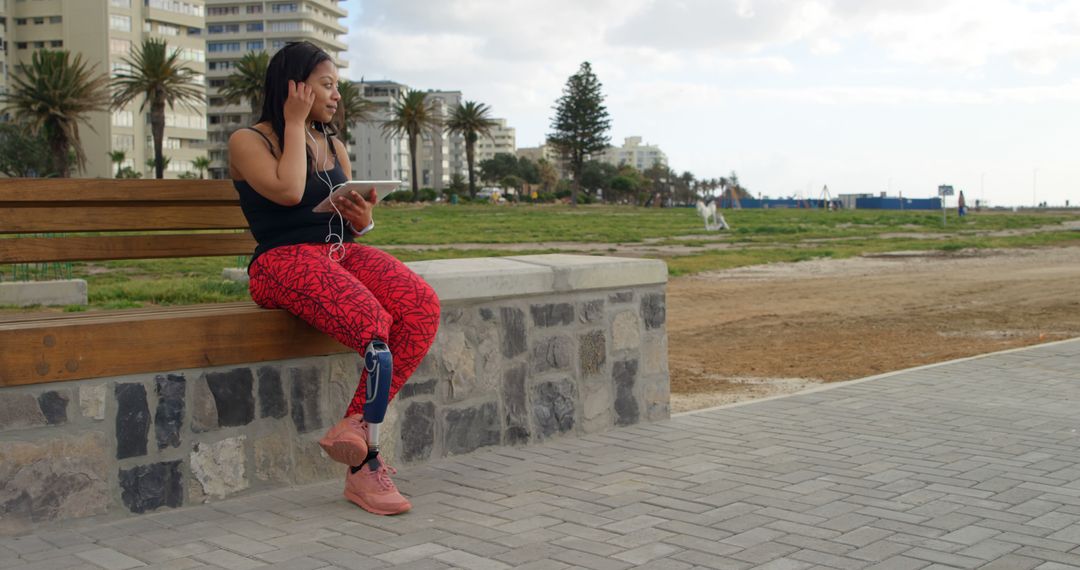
[4,339,1079,569]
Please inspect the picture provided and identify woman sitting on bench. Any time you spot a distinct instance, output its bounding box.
[228,41,440,516]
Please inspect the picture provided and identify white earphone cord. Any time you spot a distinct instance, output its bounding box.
[308,123,347,262]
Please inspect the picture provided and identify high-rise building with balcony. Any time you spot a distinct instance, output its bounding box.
[0,0,207,179]
[597,136,667,172]
[475,118,515,163]
[203,0,346,178]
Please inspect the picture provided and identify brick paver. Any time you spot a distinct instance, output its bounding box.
[5,339,1079,569]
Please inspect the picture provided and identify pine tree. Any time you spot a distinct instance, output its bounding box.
[547,62,611,207]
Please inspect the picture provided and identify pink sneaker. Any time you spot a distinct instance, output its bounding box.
[344,459,412,515]
[318,414,368,466]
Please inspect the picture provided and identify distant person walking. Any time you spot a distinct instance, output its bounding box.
[958,190,967,217]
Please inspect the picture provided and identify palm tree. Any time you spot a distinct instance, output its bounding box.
[338,79,377,145]
[112,38,203,179]
[220,51,268,116]
[445,100,498,199]
[381,89,440,201]
[1,50,110,177]
[146,156,170,175]
[192,155,210,179]
[108,150,127,178]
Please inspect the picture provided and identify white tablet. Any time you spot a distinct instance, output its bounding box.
[313,180,402,213]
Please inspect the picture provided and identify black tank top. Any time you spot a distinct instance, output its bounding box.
[233,127,353,263]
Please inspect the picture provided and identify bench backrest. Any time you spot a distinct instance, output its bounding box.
[0,179,255,264]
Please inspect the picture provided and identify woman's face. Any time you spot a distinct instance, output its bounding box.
[304,59,340,124]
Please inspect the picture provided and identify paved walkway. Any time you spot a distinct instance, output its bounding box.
[5,339,1080,570]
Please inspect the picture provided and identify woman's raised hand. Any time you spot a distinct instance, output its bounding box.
[284,79,315,125]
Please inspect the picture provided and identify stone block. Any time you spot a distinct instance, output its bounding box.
[502,364,530,445]
[441,330,484,403]
[641,334,668,376]
[531,303,574,327]
[444,402,501,455]
[290,367,323,434]
[0,393,47,430]
[612,311,642,351]
[500,307,527,358]
[583,382,614,433]
[643,378,671,422]
[613,360,640,427]
[115,383,150,459]
[0,433,108,533]
[327,355,361,418]
[399,379,436,399]
[531,335,573,374]
[190,436,248,499]
[579,330,606,378]
[641,292,666,330]
[292,436,339,484]
[0,279,87,307]
[253,432,290,484]
[191,375,219,433]
[36,390,69,425]
[119,461,183,514]
[154,374,185,450]
[579,299,605,323]
[609,291,634,304]
[79,385,106,421]
[401,401,435,462]
[205,368,255,427]
[258,366,287,419]
[532,379,577,439]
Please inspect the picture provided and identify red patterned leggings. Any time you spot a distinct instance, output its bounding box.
[248,242,440,417]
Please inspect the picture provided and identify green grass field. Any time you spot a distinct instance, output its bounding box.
[3,205,1078,311]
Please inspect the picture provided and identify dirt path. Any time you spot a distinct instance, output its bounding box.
[666,246,1080,412]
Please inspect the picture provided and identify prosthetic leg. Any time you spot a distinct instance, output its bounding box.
[356,339,391,471]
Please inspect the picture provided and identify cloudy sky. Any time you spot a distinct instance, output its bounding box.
[340,0,1080,207]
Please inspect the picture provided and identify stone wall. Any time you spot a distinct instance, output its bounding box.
[0,254,669,534]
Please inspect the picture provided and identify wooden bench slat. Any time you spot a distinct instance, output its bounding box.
[0,233,256,263]
[0,178,236,201]
[0,308,351,386]
[0,206,248,233]
[0,302,258,326]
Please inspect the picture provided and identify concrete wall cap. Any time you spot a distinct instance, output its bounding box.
[407,254,667,302]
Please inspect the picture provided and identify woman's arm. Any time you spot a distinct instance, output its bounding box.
[228,80,315,206]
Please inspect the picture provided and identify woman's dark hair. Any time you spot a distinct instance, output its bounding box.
[258,41,339,170]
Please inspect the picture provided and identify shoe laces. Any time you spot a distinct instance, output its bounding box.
[370,464,398,491]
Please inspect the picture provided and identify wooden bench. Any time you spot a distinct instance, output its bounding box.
[0,179,349,388]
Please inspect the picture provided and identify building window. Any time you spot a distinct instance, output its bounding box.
[270,40,286,50]
[33,17,44,25]
[149,0,204,16]
[15,19,27,26]
[157,23,179,36]
[246,4,263,13]
[271,3,298,13]
[110,15,131,32]
[208,42,240,53]
[33,41,44,49]
[15,42,27,49]
[207,6,239,16]
[112,134,134,150]
[187,27,201,36]
[269,21,301,32]
[110,38,131,55]
[49,40,62,48]
[246,22,263,32]
[110,0,132,7]
[246,40,263,51]
[112,110,133,127]
[48,16,61,24]
[111,61,133,77]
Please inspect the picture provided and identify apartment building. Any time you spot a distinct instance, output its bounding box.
[475,118,515,163]
[203,0,346,178]
[517,142,568,179]
[596,136,667,172]
[0,0,207,179]
[347,80,409,183]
